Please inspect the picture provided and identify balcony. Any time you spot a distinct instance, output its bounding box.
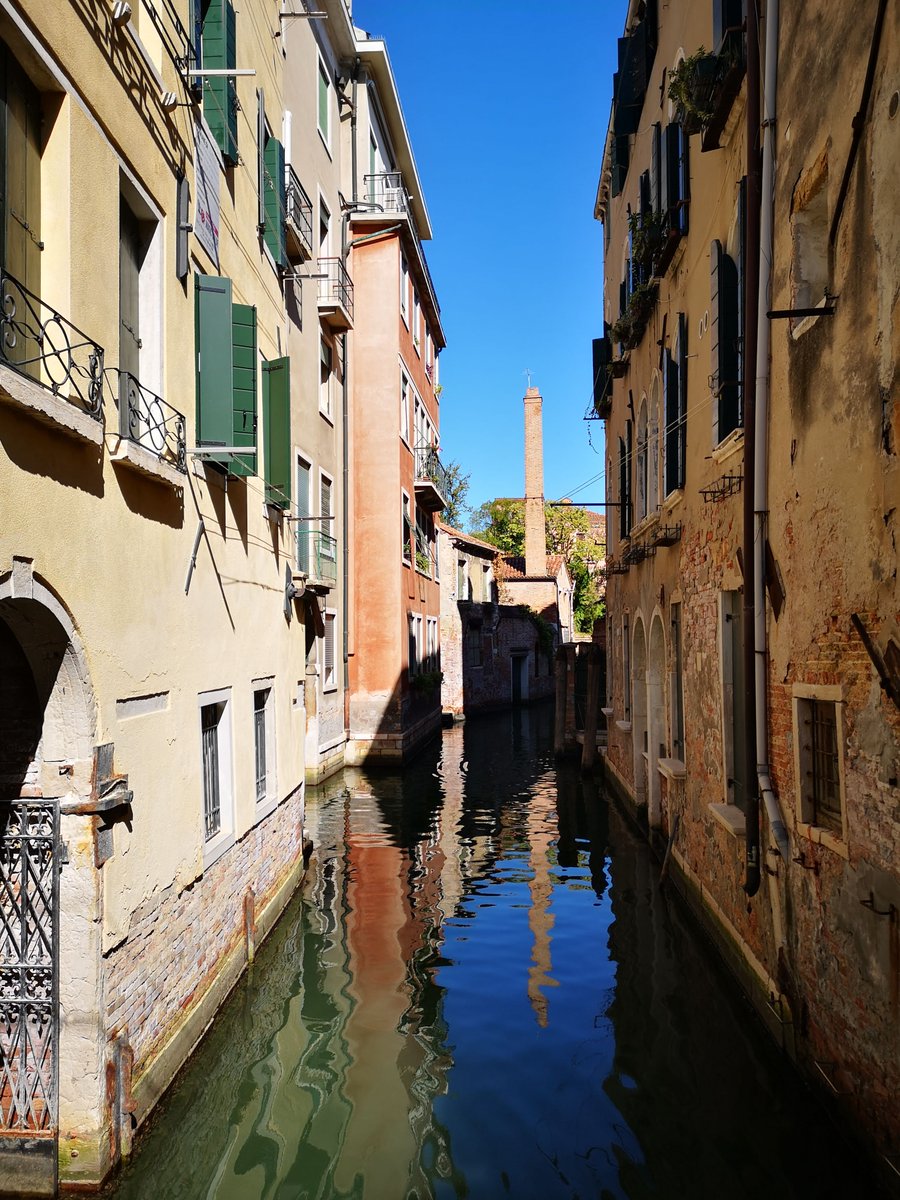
[110,369,187,486]
[317,257,353,330]
[363,172,412,217]
[285,166,313,262]
[414,444,448,513]
[0,267,105,445]
[297,527,338,592]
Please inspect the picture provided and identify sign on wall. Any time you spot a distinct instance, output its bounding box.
[194,121,221,267]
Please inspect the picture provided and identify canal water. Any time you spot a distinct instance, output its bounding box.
[107,706,883,1200]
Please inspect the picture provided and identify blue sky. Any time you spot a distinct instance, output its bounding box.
[355,0,627,520]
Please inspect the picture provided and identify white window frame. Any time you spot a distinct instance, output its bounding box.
[252,677,277,819]
[400,366,411,445]
[413,290,421,354]
[322,611,337,692]
[400,254,409,325]
[319,468,335,565]
[402,490,412,563]
[198,687,234,868]
[319,335,333,421]
[317,55,331,152]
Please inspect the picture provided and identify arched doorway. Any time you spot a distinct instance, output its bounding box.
[0,565,97,1194]
[647,615,667,829]
[632,617,647,811]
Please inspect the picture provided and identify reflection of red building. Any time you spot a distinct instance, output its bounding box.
[345,37,447,764]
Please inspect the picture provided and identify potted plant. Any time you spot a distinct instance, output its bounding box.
[415,547,431,574]
[611,281,658,351]
[629,209,669,277]
[667,48,719,133]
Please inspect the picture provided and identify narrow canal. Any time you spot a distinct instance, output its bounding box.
[107,706,882,1200]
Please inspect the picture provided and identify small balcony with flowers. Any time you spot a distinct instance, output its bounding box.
[414,443,449,513]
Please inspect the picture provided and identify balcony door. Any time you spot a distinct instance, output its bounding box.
[296,456,312,574]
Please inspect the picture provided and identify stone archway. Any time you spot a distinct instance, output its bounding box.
[647,614,667,829]
[632,616,648,810]
[0,559,99,1196]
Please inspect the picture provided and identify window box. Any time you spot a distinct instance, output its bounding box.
[611,281,658,352]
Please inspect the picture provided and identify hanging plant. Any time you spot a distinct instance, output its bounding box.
[610,281,658,351]
[628,209,669,277]
[667,48,720,133]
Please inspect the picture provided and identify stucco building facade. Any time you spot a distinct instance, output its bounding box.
[596,0,899,1169]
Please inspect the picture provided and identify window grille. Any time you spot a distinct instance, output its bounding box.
[802,699,842,833]
[201,703,221,840]
[253,689,268,802]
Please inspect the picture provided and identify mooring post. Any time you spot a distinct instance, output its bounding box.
[582,644,601,774]
[554,645,568,757]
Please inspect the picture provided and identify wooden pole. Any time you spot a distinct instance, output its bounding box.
[554,645,567,757]
[581,644,601,774]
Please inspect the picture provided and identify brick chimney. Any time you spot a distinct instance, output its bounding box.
[523,385,546,576]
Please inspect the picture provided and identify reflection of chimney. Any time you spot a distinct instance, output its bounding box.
[524,386,546,576]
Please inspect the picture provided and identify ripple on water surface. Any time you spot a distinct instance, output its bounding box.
[106,707,886,1200]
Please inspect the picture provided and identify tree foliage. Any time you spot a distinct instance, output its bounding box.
[441,460,472,528]
[469,498,606,633]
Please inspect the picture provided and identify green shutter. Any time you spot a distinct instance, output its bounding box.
[202,0,238,165]
[231,302,257,476]
[262,356,291,507]
[263,137,286,267]
[195,273,234,467]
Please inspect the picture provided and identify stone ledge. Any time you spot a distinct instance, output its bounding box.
[711,426,744,465]
[0,362,104,445]
[658,757,686,781]
[615,719,632,732]
[111,438,185,488]
[708,802,746,838]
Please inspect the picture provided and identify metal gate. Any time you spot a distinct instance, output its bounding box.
[0,799,59,1140]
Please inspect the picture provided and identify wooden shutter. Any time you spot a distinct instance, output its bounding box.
[195,273,234,466]
[639,170,651,219]
[119,199,141,380]
[592,336,611,414]
[664,348,682,495]
[263,136,286,266]
[711,240,740,439]
[677,312,688,487]
[230,302,257,477]
[650,123,661,214]
[187,0,203,88]
[618,437,628,540]
[203,0,238,165]
[176,173,190,280]
[677,123,690,235]
[262,356,290,507]
[736,176,747,427]
[1,45,42,297]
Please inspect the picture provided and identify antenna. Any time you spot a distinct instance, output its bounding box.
[523,367,534,388]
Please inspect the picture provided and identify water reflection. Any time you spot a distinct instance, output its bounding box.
[108,706,882,1200]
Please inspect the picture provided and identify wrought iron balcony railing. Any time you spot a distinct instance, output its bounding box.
[285,166,313,261]
[112,369,187,472]
[415,444,448,491]
[0,268,104,420]
[364,172,412,216]
[317,257,354,322]
[297,527,338,589]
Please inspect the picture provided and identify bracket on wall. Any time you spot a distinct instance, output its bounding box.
[59,744,133,867]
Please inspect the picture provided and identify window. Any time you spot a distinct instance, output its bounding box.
[322,612,336,690]
[400,369,411,443]
[200,0,238,165]
[636,398,648,522]
[402,492,412,562]
[252,683,275,805]
[618,425,632,539]
[408,613,423,677]
[457,558,467,599]
[623,613,631,720]
[721,591,748,810]
[648,379,660,514]
[118,183,164,452]
[199,688,233,864]
[400,255,409,324]
[671,603,684,761]
[262,356,291,507]
[319,337,333,420]
[195,275,257,477]
[795,691,844,838]
[317,58,331,148]
[296,455,312,573]
[466,621,483,668]
[661,121,689,237]
[664,315,687,495]
[482,563,492,602]
[320,472,335,563]
[413,291,421,352]
[0,42,42,307]
[318,196,330,258]
[426,617,439,672]
[415,507,431,575]
[790,151,830,323]
[711,182,745,443]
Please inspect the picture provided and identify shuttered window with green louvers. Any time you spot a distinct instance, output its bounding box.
[231,302,257,477]
[195,275,258,478]
[262,356,291,507]
[202,0,238,166]
[263,137,286,267]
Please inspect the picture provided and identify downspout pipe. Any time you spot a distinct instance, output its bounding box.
[350,58,360,204]
[742,0,762,896]
[754,0,789,863]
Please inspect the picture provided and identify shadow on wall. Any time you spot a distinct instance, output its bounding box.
[458,601,557,718]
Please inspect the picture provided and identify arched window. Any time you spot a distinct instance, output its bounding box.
[636,397,648,522]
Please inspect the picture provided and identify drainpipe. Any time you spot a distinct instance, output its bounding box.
[754,0,790,862]
[742,0,762,896]
[350,58,360,203]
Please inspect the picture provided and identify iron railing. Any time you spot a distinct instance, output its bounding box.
[414,527,432,576]
[112,369,187,472]
[364,171,412,215]
[415,444,449,496]
[297,527,338,588]
[285,166,313,260]
[317,257,354,321]
[0,268,104,420]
